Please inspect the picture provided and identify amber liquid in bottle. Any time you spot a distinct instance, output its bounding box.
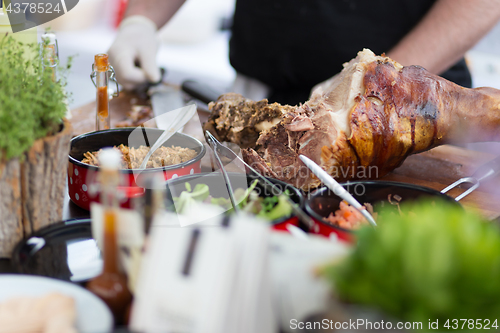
[87,167,132,325]
[94,53,111,130]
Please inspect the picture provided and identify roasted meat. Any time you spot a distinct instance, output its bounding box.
[205,49,500,191]
[204,93,294,149]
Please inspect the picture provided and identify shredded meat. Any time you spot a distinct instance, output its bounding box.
[82,144,197,169]
[204,93,295,149]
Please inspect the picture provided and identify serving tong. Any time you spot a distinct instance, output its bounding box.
[205,132,240,212]
[299,155,378,227]
[441,155,500,201]
[204,131,315,229]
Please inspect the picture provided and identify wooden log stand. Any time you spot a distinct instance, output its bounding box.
[0,119,73,258]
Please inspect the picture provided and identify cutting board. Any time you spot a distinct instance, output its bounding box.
[69,93,500,219]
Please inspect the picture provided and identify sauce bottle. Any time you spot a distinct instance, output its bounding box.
[92,54,111,131]
[87,148,132,325]
[91,53,119,131]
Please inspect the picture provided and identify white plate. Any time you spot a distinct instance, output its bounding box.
[0,275,113,333]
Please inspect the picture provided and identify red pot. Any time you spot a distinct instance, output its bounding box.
[305,180,463,243]
[68,128,206,210]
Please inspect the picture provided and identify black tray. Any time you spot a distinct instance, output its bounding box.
[11,219,102,284]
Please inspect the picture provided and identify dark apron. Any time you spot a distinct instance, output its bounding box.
[229,0,472,105]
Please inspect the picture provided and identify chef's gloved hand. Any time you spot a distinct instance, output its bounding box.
[108,15,162,91]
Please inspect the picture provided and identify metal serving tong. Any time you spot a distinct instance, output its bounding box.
[299,155,377,227]
[204,131,315,229]
[441,155,500,201]
[205,132,240,212]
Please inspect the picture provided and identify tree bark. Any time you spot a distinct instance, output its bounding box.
[0,158,23,258]
[0,119,72,258]
[21,119,73,235]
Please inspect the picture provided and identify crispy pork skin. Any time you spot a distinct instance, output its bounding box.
[204,49,500,191]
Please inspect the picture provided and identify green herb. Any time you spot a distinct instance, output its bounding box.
[172,180,294,221]
[257,190,293,220]
[0,34,71,161]
[323,200,500,324]
[210,196,232,209]
[174,183,210,213]
[235,179,259,208]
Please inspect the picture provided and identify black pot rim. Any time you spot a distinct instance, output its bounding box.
[68,128,206,174]
[305,180,461,233]
[165,172,305,225]
[11,218,93,282]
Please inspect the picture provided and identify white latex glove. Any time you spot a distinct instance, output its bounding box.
[108,15,162,91]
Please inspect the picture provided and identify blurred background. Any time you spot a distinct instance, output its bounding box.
[41,0,500,155]
[45,0,236,110]
[43,0,500,108]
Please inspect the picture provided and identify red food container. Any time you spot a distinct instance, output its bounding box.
[68,128,206,210]
[305,185,361,243]
[305,180,463,243]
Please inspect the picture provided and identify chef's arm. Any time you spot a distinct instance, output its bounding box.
[312,0,500,96]
[123,0,186,30]
[387,0,500,75]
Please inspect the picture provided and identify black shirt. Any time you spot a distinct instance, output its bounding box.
[229,0,472,105]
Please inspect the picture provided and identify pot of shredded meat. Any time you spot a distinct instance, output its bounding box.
[68,128,206,210]
[82,144,198,169]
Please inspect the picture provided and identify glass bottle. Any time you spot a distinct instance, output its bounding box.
[93,54,111,131]
[87,148,132,325]
[41,32,58,81]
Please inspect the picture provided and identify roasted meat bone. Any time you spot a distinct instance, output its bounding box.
[204,49,500,191]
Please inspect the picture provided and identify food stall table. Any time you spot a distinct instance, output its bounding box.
[0,91,499,333]
[3,92,500,275]
[67,91,500,220]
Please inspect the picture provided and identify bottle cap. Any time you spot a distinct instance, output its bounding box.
[41,32,56,45]
[94,53,109,72]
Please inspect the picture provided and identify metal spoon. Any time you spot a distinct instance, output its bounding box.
[139,104,196,170]
[299,155,377,227]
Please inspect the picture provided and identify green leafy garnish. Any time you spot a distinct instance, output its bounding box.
[257,192,293,220]
[323,200,500,324]
[235,179,259,208]
[172,180,294,221]
[0,35,72,161]
[174,183,210,213]
[210,196,231,209]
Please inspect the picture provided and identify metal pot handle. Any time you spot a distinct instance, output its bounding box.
[441,155,500,201]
